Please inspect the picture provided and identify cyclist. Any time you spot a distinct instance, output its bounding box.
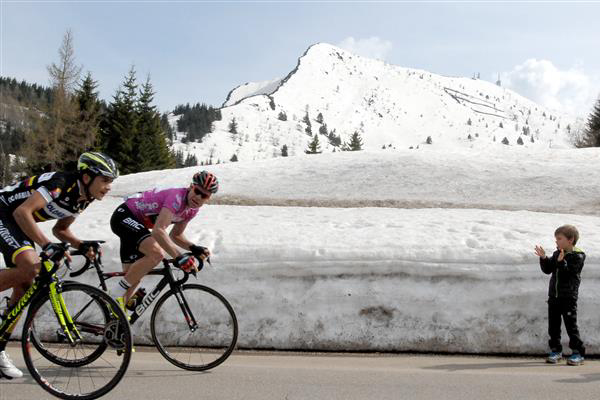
[0,152,118,379]
[109,170,216,310]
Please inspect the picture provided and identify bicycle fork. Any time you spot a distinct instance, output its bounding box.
[44,260,82,345]
[174,289,199,332]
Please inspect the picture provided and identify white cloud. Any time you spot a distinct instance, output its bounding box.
[336,36,393,61]
[500,59,600,117]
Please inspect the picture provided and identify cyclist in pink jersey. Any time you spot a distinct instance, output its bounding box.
[109,171,218,308]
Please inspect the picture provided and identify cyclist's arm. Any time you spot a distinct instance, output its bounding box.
[151,207,181,259]
[12,191,53,247]
[52,216,81,248]
[169,220,194,250]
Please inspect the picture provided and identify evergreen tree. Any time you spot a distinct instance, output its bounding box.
[327,130,342,147]
[135,77,175,171]
[316,112,324,124]
[174,149,185,168]
[303,112,312,135]
[230,154,238,162]
[281,144,288,157]
[62,72,102,162]
[517,136,524,145]
[99,66,139,174]
[319,123,328,136]
[184,153,198,167]
[228,117,238,134]
[348,131,364,151]
[579,96,600,147]
[501,137,509,145]
[161,113,174,144]
[305,134,322,154]
[277,111,287,121]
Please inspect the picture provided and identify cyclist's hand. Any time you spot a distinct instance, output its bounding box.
[175,254,199,273]
[78,242,97,260]
[42,242,68,262]
[190,245,210,259]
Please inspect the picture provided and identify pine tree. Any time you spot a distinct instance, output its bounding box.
[99,67,139,174]
[230,154,238,162]
[228,117,238,134]
[579,96,600,147]
[319,123,328,136]
[281,144,288,157]
[316,112,324,124]
[184,153,198,167]
[63,72,102,163]
[305,134,322,154]
[135,77,175,171]
[303,112,312,135]
[161,113,174,145]
[348,131,364,151]
[277,111,287,121]
[517,136,524,145]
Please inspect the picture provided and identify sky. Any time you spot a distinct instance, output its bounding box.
[1,1,599,117]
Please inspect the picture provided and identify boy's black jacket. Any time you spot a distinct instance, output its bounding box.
[540,248,586,299]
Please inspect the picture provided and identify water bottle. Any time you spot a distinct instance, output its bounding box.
[126,287,146,311]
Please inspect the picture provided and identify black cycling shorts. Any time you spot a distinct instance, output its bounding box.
[110,204,152,264]
[0,209,35,268]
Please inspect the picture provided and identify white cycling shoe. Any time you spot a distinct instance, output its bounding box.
[0,350,23,379]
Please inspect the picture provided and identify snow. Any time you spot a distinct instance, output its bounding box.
[3,147,599,354]
[173,43,585,165]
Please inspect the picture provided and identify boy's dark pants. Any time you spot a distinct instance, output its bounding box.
[548,297,585,355]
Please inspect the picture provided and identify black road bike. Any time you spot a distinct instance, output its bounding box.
[0,243,132,400]
[63,240,237,371]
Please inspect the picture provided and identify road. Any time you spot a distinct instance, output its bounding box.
[1,343,598,400]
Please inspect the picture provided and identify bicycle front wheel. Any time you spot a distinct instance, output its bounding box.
[151,284,237,371]
[22,282,132,400]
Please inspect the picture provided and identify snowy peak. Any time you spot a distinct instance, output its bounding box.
[173,43,582,164]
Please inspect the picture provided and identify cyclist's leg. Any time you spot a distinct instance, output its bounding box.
[109,204,160,303]
[0,246,39,379]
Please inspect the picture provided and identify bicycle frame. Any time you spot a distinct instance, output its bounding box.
[0,255,81,345]
[72,251,200,329]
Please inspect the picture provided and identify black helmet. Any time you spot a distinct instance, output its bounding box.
[192,171,218,194]
[77,152,119,179]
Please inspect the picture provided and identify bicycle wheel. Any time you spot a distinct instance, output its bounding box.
[29,281,110,367]
[151,284,237,371]
[22,282,132,400]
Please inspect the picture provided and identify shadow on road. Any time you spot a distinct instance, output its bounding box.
[423,361,543,371]
[555,373,600,384]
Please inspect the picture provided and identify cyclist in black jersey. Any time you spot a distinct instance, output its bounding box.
[0,152,118,379]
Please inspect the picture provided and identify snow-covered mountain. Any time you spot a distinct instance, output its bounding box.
[172,42,583,163]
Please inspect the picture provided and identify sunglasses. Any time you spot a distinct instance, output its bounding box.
[193,187,211,199]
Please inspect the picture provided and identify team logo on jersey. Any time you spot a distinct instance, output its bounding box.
[50,188,62,199]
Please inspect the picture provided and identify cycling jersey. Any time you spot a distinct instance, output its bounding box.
[124,188,198,229]
[0,172,89,267]
[0,172,90,222]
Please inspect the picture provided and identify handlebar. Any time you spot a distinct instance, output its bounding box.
[68,240,105,277]
[39,242,71,276]
[66,240,211,278]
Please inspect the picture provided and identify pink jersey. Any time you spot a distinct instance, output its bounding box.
[124,188,198,229]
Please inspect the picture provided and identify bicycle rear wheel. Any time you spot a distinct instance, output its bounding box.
[151,284,237,371]
[22,282,132,400]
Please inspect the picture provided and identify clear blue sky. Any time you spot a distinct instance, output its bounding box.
[2,1,599,115]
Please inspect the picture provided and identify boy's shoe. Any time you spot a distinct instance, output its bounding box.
[546,351,562,364]
[0,351,23,379]
[567,352,584,366]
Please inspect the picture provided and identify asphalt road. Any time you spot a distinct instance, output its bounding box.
[1,343,599,400]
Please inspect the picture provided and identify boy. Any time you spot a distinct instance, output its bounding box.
[535,224,586,365]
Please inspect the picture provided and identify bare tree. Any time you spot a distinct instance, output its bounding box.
[27,29,83,172]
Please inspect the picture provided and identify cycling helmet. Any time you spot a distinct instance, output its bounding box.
[77,152,119,179]
[192,171,219,194]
